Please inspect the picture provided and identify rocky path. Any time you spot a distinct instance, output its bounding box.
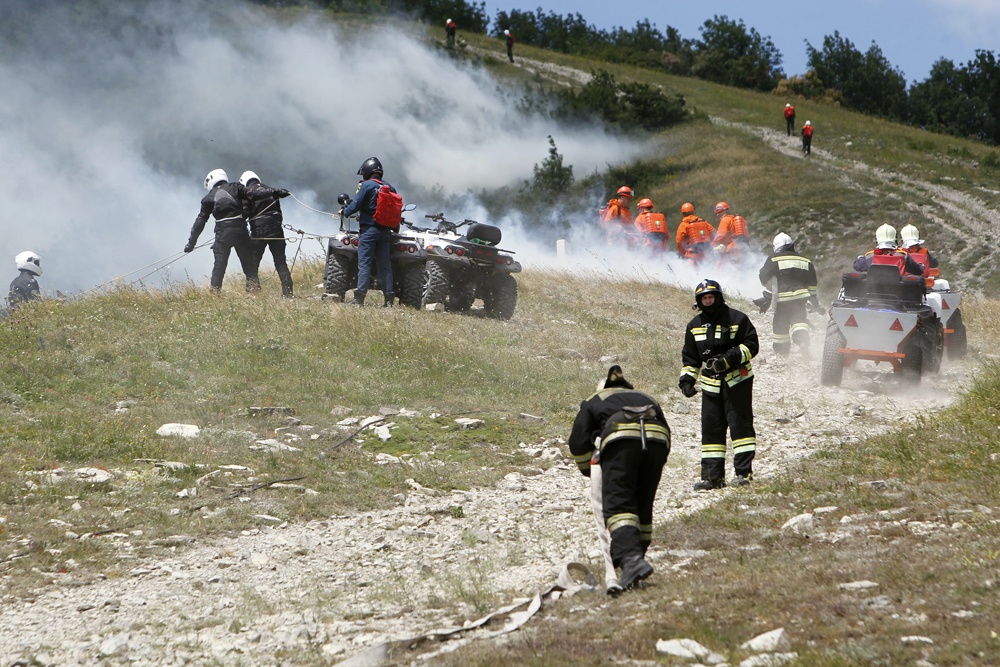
[0,314,963,666]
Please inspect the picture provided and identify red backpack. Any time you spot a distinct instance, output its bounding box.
[371,179,403,230]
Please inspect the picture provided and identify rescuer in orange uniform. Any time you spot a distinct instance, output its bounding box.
[601,186,636,246]
[675,202,716,261]
[633,198,669,252]
[712,201,750,261]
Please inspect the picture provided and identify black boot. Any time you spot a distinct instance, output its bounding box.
[383,294,394,308]
[349,290,366,306]
[620,555,653,590]
[694,478,725,491]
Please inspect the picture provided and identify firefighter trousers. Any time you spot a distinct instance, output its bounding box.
[772,300,809,354]
[700,378,756,483]
[600,439,668,568]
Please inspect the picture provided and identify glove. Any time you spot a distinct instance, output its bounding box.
[276,189,290,199]
[707,356,728,373]
[752,291,772,314]
[183,242,195,253]
[679,382,697,398]
[807,300,826,316]
[714,244,726,253]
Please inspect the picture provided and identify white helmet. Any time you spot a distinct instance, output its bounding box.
[503,29,510,36]
[15,251,42,276]
[204,169,228,190]
[446,18,452,23]
[875,223,897,245]
[785,103,791,108]
[772,232,793,253]
[804,120,812,126]
[239,170,260,187]
[900,224,923,247]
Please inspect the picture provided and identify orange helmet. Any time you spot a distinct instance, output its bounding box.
[616,186,634,199]
[637,198,654,210]
[714,201,730,215]
[680,202,695,215]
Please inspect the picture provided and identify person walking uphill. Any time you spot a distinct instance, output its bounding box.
[339,156,400,307]
[802,120,813,156]
[758,233,822,357]
[568,365,671,592]
[679,279,758,490]
[185,169,286,292]
[241,170,293,298]
[784,103,796,136]
[445,18,457,47]
[503,29,515,63]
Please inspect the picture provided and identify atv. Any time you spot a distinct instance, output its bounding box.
[322,195,426,308]
[412,213,521,320]
[820,263,944,387]
[923,269,967,360]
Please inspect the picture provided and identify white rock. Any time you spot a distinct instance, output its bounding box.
[739,653,798,667]
[424,302,446,311]
[838,580,879,590]
[655,638,713,659]
[73,468,114,484]
[741,628,790,652]
[99,633,130,657]
[780,513,813,535]
[374,425,392,441]
[454,418,485,430]
[156,423,200,438]
[901,636,934,644]
[250,439,302,453]
[813,506,838,515]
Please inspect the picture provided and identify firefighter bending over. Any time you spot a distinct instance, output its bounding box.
[675,203,716,261]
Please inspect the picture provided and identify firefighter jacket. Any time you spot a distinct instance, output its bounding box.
[568,387,670,477]
[680,304,758,395]
[758,248,818,304]
[602,199,633,226]
[634,211,669,250]
[714,214,749,250]
[903,246,938,278]
[802,124,814,139]
[784,105,795,120]
[676,215,716,258]
[244,180,286,238]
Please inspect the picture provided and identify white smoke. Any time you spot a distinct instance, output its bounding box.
[0,0,649,293]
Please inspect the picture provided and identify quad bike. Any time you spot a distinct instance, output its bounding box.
[322,195,426,307]
[411,213,521,320]
[820,263,944,387]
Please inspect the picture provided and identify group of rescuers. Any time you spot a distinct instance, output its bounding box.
[567,219,939,596]
[600,188,749,263]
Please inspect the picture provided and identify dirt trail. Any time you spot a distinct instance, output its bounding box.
[0,312,964,666]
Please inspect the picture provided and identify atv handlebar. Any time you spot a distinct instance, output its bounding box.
[423,213,478,235]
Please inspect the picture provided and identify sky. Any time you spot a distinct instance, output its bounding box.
[489,0,1000,84]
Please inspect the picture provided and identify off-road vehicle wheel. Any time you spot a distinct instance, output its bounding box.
[399,263,424,309]
[324,252,352,301]
[422,262,450,308]
[947,308,967,359]
[919,318,944,375]
[448,277,478,312]
[820,319,846,387]
[483,273,517,320]
[900,336,923,386]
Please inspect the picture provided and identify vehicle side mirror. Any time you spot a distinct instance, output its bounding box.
[403,203,416,212]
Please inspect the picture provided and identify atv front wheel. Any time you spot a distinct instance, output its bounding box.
[820,319,846,387]
[422,262,450,308]
[483,273,518,320]
[324,252,353,301]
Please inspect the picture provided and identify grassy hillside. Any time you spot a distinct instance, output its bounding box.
[2,12,1000,666]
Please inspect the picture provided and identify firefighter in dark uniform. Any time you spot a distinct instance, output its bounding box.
[240,170,294,298]
[7,251,42,310]
[184,168,287,292]
[679,279,758,490]
[569,365,671,592]
[757,233,823,356]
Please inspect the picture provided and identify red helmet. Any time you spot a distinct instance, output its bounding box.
[714,201,730,215]
[637,198,653,210]
[680,202,695,215]
[616,186,634,199]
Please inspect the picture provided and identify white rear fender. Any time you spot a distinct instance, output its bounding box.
[831,307,918,353]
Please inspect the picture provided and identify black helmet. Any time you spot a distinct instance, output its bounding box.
[357,157,383,180]
[693,278,725,310]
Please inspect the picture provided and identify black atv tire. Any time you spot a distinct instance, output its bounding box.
[919,318,944,375]
[324,252,352,301]
[900,337,923,386]
[448,277,478,312]
[396,263,424,309]
[483,273,518,320]
[947,308,967,359]
[422,262,450,308]
[820,319,846,387]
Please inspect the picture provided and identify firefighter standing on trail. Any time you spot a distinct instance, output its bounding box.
[634,198,669,252]
[679,279,758,490]
[445,18,457,47]
[784,103,796,136]
[802,120,813,155]
[241,170,293,298]
[186,169,284,293]
[675,203,716,261]
[503,29,515,62]
[757,233,822,357]
[568,365,671,593]
[601,186,635,246]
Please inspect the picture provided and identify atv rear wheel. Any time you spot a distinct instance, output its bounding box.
[398,263,425,309]
[820,319,846,387]
[947,308,967,359]
[422,262,450,308]
[900,337,923,386]
[919,318,944,375]
[483,273,517,320]
[324,252,353,301]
